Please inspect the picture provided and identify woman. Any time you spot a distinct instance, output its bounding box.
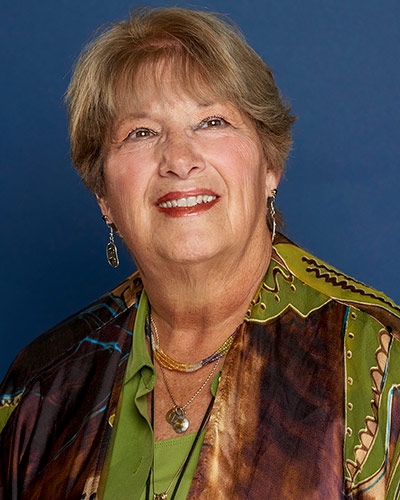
[1,7,400,500]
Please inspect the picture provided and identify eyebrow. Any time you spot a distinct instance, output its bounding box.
[116,112,150,124]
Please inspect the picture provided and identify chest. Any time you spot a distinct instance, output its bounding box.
[149,364,218,441]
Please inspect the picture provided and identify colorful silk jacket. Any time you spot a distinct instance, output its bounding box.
[1,234,400,499]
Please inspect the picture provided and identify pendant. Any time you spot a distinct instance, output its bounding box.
[166,406,189,434]
[154,494,167,500]
[106,241,119,268]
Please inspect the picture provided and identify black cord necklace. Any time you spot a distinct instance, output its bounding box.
[145,318,215,500]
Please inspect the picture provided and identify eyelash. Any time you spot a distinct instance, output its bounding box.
[126,128,157,140]
[124,115,229,141]
[196,115,229,130]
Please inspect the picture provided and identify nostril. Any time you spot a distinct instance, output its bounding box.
[159,159,204,178]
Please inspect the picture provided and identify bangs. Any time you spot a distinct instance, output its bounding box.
[109,44,239,123]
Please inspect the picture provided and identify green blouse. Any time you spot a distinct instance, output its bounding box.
[102,292,220,500]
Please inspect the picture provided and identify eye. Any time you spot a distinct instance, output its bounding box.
[196,116,229,130]
[126,128,157,140]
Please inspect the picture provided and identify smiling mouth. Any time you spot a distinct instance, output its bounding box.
[158,194,217,208]
[155,192,219,217]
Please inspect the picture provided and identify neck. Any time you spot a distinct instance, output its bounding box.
[136,228,273,357]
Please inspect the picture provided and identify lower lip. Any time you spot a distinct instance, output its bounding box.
[155,198,219,217]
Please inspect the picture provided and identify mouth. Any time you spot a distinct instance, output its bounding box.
[155,190,220,217]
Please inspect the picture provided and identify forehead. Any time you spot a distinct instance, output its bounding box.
[113,56,229,120]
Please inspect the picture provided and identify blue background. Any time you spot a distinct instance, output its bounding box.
[1,0,399,379]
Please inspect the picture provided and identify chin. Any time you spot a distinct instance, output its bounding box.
[159,239,224,265]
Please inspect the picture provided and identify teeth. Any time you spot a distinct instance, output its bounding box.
[158,195,217,208]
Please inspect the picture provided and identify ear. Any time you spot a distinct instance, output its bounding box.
[96,195,114,224]
[265,169,281,200]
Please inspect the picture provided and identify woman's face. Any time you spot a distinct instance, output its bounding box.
[98,77,280,271]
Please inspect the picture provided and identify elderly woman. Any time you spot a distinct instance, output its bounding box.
[1,7,400,500]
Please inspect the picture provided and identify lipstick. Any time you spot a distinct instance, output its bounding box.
[155,190,220,217]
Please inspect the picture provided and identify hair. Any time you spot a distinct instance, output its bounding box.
[66,7,296,198]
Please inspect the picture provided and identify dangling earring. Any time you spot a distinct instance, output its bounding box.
[269,189,277,242]
[102,215,119,268]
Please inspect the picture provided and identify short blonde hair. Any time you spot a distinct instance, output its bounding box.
[66,7,295,197]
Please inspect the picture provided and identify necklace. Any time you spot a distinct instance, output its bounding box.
[150,395,215,500]
[146,318,215,500]
[160,356,220,433]
[149,317,220,433]
[152,456,186,500]
[150,315,240,372]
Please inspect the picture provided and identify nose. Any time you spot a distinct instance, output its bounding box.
[158,133,205,179]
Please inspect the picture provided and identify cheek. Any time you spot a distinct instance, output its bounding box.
[222,139,268,219]
[208,136,266,189]
[102,184,141,237]
[103,154,152,210]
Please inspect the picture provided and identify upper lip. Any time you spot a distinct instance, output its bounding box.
[155,189,219,205]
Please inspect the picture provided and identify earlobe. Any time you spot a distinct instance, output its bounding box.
[96,195,114,224]
[265,169,281,200]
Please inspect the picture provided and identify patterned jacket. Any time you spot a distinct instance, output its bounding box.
[1,234,400,499]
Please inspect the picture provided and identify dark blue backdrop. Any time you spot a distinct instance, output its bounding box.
[1,0,399,379]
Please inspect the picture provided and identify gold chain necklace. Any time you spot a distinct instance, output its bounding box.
[150,395,215,500]
[159,356,220,433]
[152,455,186,500]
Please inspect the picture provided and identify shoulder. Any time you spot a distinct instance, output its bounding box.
[0,272,143,411]
[271,233,400,337]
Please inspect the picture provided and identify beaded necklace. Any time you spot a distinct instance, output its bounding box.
[150,316,240,372]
